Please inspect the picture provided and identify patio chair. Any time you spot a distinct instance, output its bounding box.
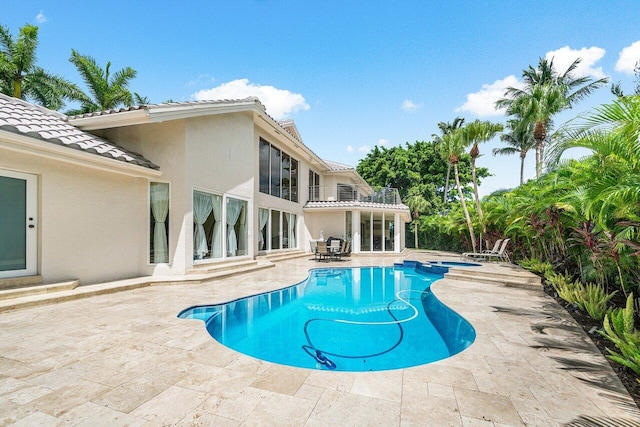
[315,241,332,262]
[462,238,511,262]
[336,241,351,259]
[328,240,341,261]
[462,239,502,259]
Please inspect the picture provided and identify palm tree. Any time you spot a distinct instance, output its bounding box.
[0,23,80,110]
[496,57,608,178]
[405,186,431,249]
[67,49,137,114]
[547,95,640,223]
[493,119,536,185]
[439,128,477,252]
[432,117,465,203]
[461,120,504,250]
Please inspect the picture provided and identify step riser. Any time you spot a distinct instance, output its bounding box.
[0,280,79,301]
[448,269,541,284]
[445,273,541,290]
[188,260,258,275]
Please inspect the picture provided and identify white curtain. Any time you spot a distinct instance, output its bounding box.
[150,183,169,263]
[238,203,247,255]
[193,191,213,259]
[290,214,297,248]
[211,195,222,258]
[258,208,269,250]
[226,198,242,256]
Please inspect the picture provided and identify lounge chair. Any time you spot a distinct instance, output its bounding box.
[462,238,511,262]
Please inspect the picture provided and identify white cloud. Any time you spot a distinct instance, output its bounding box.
[346,145,354,153]
[193,78,310,120]
[357,145,371,153]
[545,46,607,79]
[378,138,389,146]
[186,73,215,88]
[35,11,46,23]
[401,100,422,111]
[615,40,640,74]
[456,75,522,117]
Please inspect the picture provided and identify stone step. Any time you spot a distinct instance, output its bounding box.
[187,259,259,275]
[258,250,309,263]
[0,280,79,301]
[447,267,541,285]
[0,275,43,291]
[0,262,275,313]
[444,271,542,291]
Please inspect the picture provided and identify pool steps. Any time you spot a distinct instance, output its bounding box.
[444,266,542,291]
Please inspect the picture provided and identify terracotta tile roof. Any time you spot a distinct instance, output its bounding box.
[0,94,159,170]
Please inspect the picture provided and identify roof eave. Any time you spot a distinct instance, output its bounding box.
[0,130,162,179]
[68,109,151,130]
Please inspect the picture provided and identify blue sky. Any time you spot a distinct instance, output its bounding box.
[4,1,640,194]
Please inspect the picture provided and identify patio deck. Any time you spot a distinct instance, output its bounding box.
[0,251,638,426]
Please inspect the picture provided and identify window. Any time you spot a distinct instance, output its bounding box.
[290,159,298,203]
[226,197,247,257]
[282,153,290,200]
[260,208,297,251]
[150,182,169,263]
[270,145,281,197]
[259,139,270,194]
[337,184,356,201]
[309,170,320,201]
[259,138,298,202]
[193,190,222,260]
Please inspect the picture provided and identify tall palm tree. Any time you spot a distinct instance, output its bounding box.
[461,120,504,250]
[496,57,608,178]
[493,119,536,185]
[0,23,80,110]
[439,128,477,252]
[67,49,137,114]
[433,117,465,203]
[405,186,431,249]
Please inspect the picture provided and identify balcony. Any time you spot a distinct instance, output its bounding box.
[307,185,403,205]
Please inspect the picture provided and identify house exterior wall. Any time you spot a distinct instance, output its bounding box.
[0,148,145,284]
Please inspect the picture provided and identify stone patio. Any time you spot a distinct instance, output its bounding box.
[1,251,638,426]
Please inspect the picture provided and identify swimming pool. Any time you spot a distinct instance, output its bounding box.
[178,260,475,372]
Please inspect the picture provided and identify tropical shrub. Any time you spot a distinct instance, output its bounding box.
[518,257,553,276]
[600,294,640,380]
[577,283,616,322]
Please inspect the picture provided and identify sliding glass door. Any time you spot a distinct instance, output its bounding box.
[0,170,37,278]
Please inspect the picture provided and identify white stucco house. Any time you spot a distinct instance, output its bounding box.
[0,94,410,286]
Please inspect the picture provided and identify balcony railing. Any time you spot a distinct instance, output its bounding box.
[307,185,402,205]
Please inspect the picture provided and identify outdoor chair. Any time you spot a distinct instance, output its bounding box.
[336,241,351,259]
[315,241,332,262]
[461,238,511,262]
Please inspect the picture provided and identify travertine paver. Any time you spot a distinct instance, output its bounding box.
[1,251,639,426]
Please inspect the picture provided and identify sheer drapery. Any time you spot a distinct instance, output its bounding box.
[211,195,222,258]
[238,204,247,255]
[150,183,169,263]
[226,198,242,256]
[258,208,269,250]
[290,214,297,248]
[193,191,213,259]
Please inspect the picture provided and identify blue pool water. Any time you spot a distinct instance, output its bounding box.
[178,260,476,372]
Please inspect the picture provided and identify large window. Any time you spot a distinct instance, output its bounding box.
[259,138,298,203]
[193,190,222,260]
[259,208,297,252]
[150,182,170,263]
[309,170,320,201]
[226,197,247,257]
[360,211,396,252]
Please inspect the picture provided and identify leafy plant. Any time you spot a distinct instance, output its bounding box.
[600,294,640,380]
[519,257,553,276]
[546,271,581,305]
[578,282,616,321]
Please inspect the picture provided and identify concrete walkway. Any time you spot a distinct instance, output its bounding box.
[1,251,638,426]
